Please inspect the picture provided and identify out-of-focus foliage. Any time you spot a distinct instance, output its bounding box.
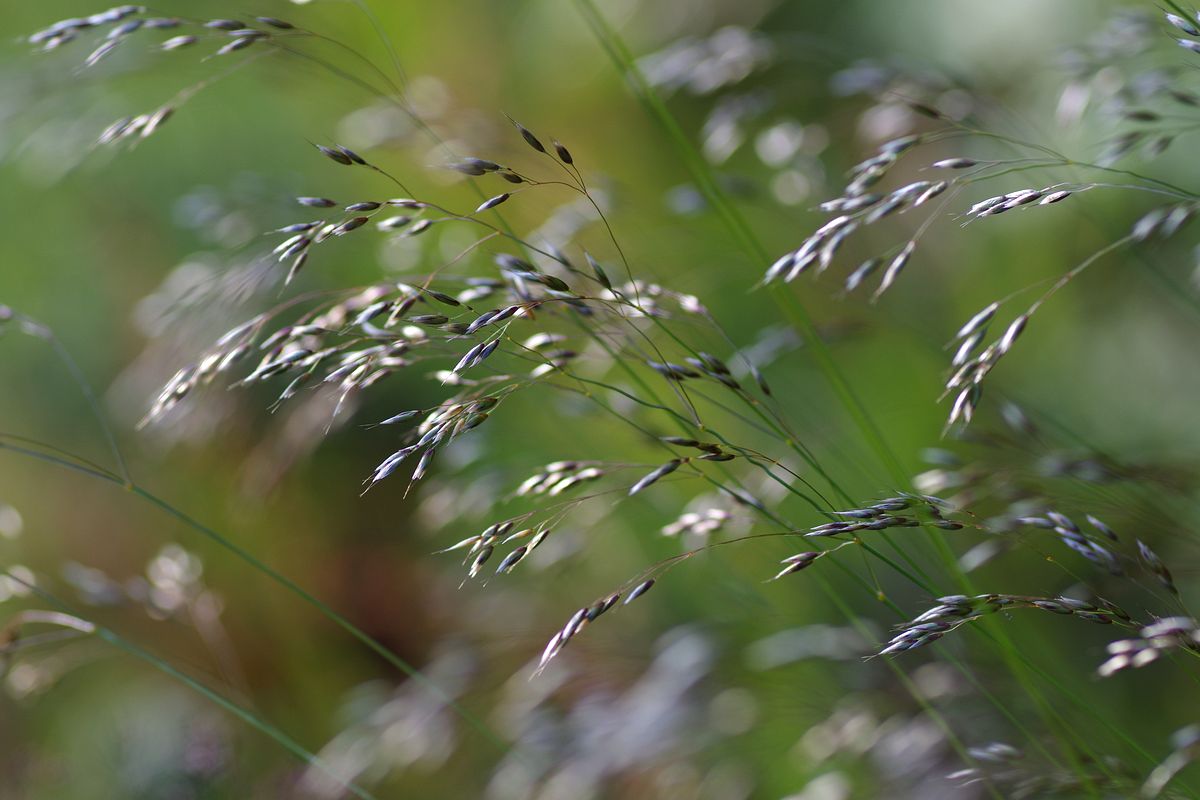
[2,1,1200,799]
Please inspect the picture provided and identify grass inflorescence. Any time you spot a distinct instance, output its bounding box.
[4,2,1200,797]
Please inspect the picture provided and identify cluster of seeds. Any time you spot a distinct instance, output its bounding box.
[446,156,525,187]
[941,301,1028,430]
[765,35,1200,438]
[146,284,412,425]
[757,135,1112,299]
[626,441,743,499]
[143,278,506,431]
[97,107,174,145]
[32,9,292,62]
[139,100,763,513]
[801,495,962,539]
[1098,616,1199,677]
[136,113,734,502]
[1015,511,1122,576]
[1171,10,1200,54]
[147,289,579,492]
[438,521,552,580]
[648,352,737,386]
[428,119,577,211]
[369,396,500,489]
[769,497,960,580]
[878,593,1130,656]
[143,314,265,424]
[28,5,148,53]
[763,136,947,297]
[959,185,1073,220]
[143,111,669,449]
[515,462,605,497]
[1016,510,1176,599]
[272,196,434,285]
[535,578,654,675]
[30,10,300,147]
[770,549,831,580]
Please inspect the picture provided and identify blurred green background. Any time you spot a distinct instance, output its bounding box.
[2,1,1199,798]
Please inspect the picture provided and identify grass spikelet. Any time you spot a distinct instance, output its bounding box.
[628,460,681,496]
